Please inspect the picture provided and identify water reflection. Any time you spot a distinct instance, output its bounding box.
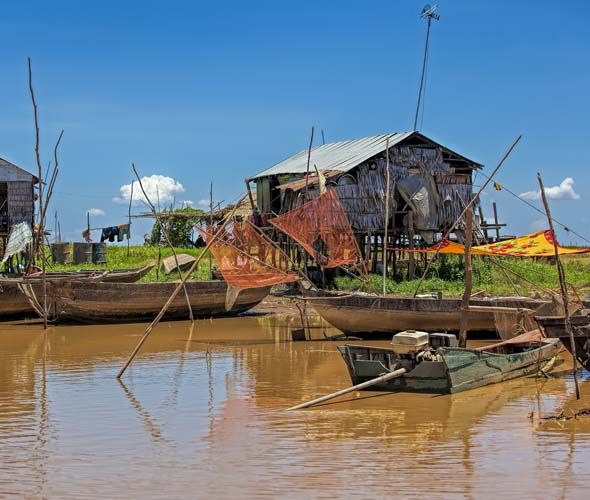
[0,316,589,498]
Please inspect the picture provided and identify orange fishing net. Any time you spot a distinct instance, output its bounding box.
[269,189,358,268]
[199,220,298,289]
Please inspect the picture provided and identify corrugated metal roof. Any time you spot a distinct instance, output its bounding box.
[249,132,414,180]
[0,157,38,182]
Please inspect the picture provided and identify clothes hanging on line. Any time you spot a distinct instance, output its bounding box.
[101,226,120,243]
[117,224,131,242]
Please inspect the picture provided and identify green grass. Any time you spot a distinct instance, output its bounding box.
[334,254,590,297]
[43,246,590,294]
[46,245,212,282]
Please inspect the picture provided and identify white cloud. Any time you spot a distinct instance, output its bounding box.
[87,208,105,216]
[180,200,194,207]
[113,174,185,206]
[197,199,210,208]
[519,177,580,201]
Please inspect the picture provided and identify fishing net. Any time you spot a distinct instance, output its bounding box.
[269,189,358,268]
[198,220,298,290]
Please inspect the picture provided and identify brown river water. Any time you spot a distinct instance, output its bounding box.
[1,311,590,499]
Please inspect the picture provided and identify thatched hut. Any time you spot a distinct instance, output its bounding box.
[245,132,486,275]
[0,158,37,237]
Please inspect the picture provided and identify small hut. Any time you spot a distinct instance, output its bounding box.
[0,157,37,239]
[245,132,489,275]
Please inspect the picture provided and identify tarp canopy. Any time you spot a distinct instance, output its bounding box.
[401,230,590,257]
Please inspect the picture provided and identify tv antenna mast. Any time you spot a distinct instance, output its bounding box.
[413,4,440,131]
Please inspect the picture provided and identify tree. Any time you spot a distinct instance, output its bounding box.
[149,207,204,247]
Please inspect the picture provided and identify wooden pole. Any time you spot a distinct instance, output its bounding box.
[304,126,314,199]
[287,368,406,411]
[414,135,522,297]
[492,202,500,241]
[116,202,241,379]
[127,178,133,257]
[209,182,213,278]
[537,172,579,399]
[245,179,255,210]
[408,211,415,280]
[458,206,473,348]
[132,164,194,321]
[28,57,47,330]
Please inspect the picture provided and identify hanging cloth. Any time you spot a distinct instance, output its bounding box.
[2,222,33,263]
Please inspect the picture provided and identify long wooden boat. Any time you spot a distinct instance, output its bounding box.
[337,331,561,394]
[305,290,555,338]
[535,315,590,370]
[23,280,270,323]
[0,264,154,319]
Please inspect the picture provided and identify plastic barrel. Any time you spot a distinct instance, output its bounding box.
[72,242,93,264]
[92,242,107,265]
[51,242,71,264]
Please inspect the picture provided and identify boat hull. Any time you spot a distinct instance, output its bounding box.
[535,315,590,370]
[38,280,270,323]
[338,337,561,394]
[0,283,35,317]
[0,265,154,319]
[309,292,550,337]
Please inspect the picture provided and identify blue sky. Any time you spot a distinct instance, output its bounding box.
[1,0,589,244]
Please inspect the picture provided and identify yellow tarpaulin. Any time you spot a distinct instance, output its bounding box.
[421,230,590,257]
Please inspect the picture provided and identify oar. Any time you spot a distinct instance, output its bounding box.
[287,368,406,411]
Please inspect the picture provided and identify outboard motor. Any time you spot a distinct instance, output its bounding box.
[390,330,429,354]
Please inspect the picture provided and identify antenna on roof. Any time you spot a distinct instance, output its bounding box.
[413,4,440,131]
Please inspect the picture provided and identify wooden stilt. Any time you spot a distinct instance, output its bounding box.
[408,211,415,280]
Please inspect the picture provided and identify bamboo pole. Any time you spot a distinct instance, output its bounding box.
[28,57,47,330]
[116,201,240,379]
[127,178,133,257]
[537,172,579,399]
[413,135,522,297]
[304,126,314,199]
[383,136,391,293]
[209,182,213,278]
[287,368,406,411]
[408,211,415,280]
[132,164,193,321]
[458,207,473,348]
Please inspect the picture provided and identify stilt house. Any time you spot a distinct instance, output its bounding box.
[0,158,37,242]
[246,132,483,247]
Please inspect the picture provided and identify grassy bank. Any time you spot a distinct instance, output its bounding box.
[48,245,211,282]
[334,254,590,297]
[45,245,590,295]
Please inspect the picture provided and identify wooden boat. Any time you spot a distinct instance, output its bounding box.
[535,314,590,370]
[337,330,561,394]
[0,265,154,319]
[305,290,555,338]
[23,280,271,323]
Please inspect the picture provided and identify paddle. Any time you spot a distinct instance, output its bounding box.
[287,368,406,411]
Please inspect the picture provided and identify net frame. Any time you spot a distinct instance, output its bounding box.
[197,219,298,290]
[269,188,359,269]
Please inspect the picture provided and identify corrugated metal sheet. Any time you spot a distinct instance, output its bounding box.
[249,132,414,180]
[0,157,38,182]
[249,131,483,181]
